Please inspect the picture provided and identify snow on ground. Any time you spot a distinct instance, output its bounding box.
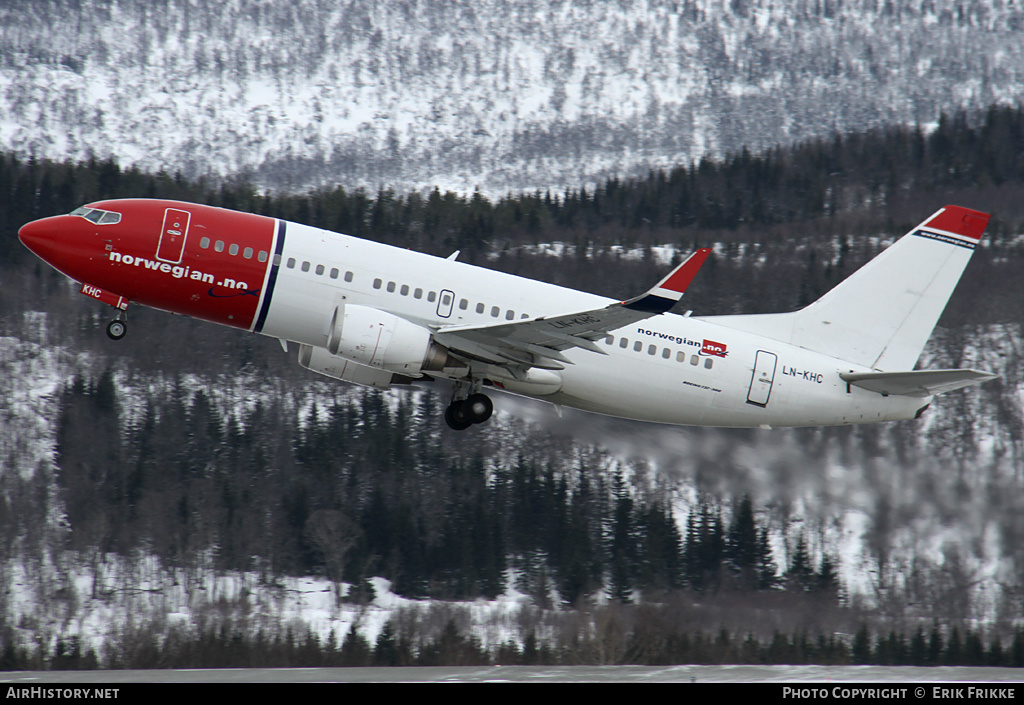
[2,313,1022,655]
[2,550,533,656]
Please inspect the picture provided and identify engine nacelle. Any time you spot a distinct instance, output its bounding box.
[297,344,411,390]
[325,304,463,376]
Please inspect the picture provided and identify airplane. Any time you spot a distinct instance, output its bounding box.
[18,199,997,430]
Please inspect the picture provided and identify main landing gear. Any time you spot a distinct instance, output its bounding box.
[444,383,493,431]
[106,313,128,340]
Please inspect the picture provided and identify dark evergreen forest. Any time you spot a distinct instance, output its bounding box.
[3,106,1024,667]
[4,105,1024,320]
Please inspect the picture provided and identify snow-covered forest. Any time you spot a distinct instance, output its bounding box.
[3,107,1024,666]
[4,0,1024,195]
[3,0,1024,669]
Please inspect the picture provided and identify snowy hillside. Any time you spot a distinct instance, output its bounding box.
[4,0,1024,196]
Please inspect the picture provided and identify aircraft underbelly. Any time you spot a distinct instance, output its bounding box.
[554,336,925,427]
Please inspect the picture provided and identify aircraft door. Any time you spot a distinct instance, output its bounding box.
[437,289,455,318]
[156,208,191,263]
[746,350,778,407]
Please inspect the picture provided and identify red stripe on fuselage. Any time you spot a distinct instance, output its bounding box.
[71,199,276,330]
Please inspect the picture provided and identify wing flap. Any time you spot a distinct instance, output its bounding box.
[434,248,711,365]
[840,368,998,397]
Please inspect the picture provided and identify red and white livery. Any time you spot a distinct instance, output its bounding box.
[19,200,997,429]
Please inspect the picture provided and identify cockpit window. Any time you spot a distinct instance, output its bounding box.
[70,206,121,225]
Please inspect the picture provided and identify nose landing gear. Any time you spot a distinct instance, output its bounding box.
[79,284,130,340]
[106,313,128,340]
[444,384,494,431]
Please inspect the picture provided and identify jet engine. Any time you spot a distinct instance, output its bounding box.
[324,304,464,376]
[298,344,412,389]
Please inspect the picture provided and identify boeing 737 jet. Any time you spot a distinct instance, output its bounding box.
[18,200,996,430]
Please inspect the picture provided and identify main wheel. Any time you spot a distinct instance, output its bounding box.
[444,401,473,431]
[464,393,493,424]
[106,319,127,340]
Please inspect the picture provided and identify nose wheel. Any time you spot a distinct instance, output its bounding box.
[106,317,127,340]
[444,392,493,430]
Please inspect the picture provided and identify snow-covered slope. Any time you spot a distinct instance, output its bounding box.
[4,0,1024,196]
[3,312,1022,636]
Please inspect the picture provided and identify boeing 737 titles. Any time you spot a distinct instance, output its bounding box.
[18,200,997,430]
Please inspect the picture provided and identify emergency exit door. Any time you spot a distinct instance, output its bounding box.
[436,289,455,318]
[746,350,778,407]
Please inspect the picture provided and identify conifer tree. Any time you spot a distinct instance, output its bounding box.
[751,526,776,590]
[726,495,758,590]
[786,534,815,593]
[339,627,372,667]
[607,472,635,603]
[851,624,872,664]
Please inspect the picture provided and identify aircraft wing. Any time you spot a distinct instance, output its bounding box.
[840,368,998,397]
[433,248,711,369]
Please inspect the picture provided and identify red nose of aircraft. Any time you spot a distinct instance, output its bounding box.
[18,217,58,261]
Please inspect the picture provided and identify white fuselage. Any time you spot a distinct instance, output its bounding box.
[257,221,927,427]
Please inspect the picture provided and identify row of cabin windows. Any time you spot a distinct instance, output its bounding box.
[603,335,716,369]
[473,300,530,320]
[374,277,437,302]
[284,257,355,282]
[198,237,270,263]
[371,278,532,321]
[278,263,713,367]
[197,248,713,365]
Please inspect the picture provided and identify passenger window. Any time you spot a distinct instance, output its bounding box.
[459,298,468,310]
[634,341,642,352]
[373,278,382,289]
[506,310,515,320]
[215,240,225,253]
[387,281,396,292]
[677,351,687,363]
[243,247,253,259]
[605,335,614,345]
[442,293,452,305]
[286,257,296,268]
[491,306,500,317]
[690,355,699,366]
[619,338,629,349]
[229,244,240,256]
[401,284,409,296]
[301,261,311,272]
[705,358,714,369]
[345,271,354,282]
[648,345,657,355]
[414,287,422,298]
[200,237,210,249]
[662,348,671,359]
[476,303,485,314]
[315,264,325,275]
[428,291,437,302]
[258,251,269,263]
[330,268,339,279]
[273,254,281,266]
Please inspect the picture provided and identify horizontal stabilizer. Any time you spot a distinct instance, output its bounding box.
[840,368,997,397]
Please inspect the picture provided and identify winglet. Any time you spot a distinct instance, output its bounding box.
[923,206,990,241]
[623,248,712,313]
